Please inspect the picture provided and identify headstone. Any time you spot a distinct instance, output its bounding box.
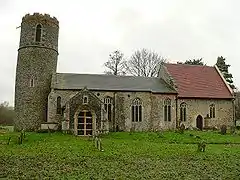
[220,125,227,135]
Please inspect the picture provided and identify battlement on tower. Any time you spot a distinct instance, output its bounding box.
[22,13,59,26]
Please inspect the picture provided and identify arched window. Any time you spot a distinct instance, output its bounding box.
[164,98,171,121]
[180,102,187,122]
[131,98,142,122]
[209,104,215,118]
[56,96,61,114]
[35,24,42,42]
[104,97,112,122]
[83,95,88,104]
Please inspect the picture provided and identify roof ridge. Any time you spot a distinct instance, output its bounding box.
[165,63,214,68]
[56,72,160,79]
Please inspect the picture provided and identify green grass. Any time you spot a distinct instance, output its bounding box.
[0,130,240,179]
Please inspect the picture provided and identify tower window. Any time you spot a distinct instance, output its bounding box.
[164,98,171,121]
[131,98,142,122]
[29,78,35,87]
[35,24,42,42]
[104,97,112,122]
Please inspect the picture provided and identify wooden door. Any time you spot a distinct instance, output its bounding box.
[196,115,203,130]
[77,111,93,135]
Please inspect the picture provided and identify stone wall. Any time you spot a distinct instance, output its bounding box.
[47,89,78,123]
[14,13,59,131]
[48,89,178,132]
[178,98,234,128]
[151,94,177,130]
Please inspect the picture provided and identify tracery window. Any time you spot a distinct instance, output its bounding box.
[180,102,187,122]
[131,98,142,122]
[209,104,215,118]
[104,97,112,122]
[164,98,171,121]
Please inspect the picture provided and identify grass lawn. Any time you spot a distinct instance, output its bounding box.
[0,129,240,179]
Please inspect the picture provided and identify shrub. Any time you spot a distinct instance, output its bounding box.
[197,141,206,152]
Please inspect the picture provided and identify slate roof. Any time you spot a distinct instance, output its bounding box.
[51,73,177,94]
[164,63,233,99]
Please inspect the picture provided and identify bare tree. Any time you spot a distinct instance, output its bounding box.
[104,50,126,75]
[126,48,166,77]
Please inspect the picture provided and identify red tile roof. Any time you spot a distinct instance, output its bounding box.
[164,63,233,99]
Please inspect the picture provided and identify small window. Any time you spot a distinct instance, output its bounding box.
[29,78,34,87]
[35,24,42,42]
[131,98,142,122]
[209,104,215,118]
[56,96,61,114]
[104,97,112,122]
[180,102,187,122]
[164,98,171,121]
[83,96,88,104]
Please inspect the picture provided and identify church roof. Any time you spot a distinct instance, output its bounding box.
[164,63,233,99]
[51,73,177,94]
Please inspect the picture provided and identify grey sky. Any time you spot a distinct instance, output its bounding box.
[1,0,240,105]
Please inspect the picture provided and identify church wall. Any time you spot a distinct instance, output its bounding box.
[92,91,153,131]
[47,89,78,122]
[151,94,177,130]
[178,98,234,129]
[48,89,178,132]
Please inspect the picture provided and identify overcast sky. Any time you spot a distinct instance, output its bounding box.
[1,0,240,105]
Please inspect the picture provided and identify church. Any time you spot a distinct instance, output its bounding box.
[14,13,235,135]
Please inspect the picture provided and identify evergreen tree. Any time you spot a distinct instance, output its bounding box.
[177,58,205,65]
[215,56,235,89]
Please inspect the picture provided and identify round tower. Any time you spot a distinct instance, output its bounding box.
[14,13,59,130]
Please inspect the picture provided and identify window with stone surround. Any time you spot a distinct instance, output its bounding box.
[83,95,88,104]
[56,96,61,114]
[164,98,171,121]
[209,104,215,118]
[104,97,112,122]
[180,102,187,122]
[131,98,142,122]
[29,78,35,87]
[35,24,42,42]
